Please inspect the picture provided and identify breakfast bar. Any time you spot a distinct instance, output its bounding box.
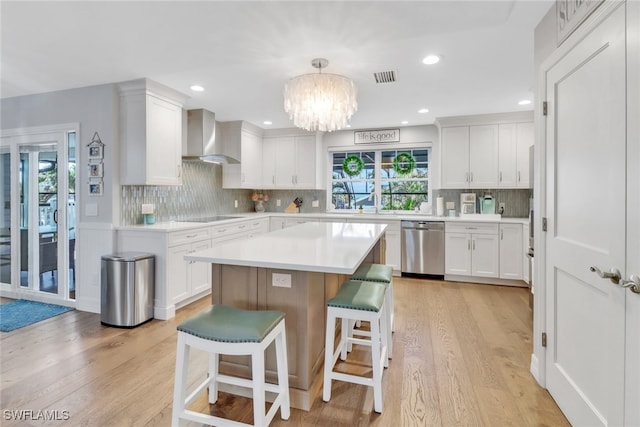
[185,221,387,410]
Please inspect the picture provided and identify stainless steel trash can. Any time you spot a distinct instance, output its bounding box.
[101,252,155,327]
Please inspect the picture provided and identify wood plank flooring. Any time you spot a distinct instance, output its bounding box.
[1,278,569,426]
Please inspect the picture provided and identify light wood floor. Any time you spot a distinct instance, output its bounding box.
[1,278,569,426]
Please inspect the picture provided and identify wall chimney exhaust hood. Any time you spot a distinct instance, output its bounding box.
[183,109,239,164]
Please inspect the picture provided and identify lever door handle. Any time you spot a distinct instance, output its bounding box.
[620,274,640,294]
[590,266,622,284]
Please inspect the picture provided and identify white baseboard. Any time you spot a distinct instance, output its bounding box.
[530,353,542,386]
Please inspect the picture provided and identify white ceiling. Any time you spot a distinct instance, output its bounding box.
[0,0,553,130]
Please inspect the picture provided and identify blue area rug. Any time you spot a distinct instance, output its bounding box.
[0,299,73,332]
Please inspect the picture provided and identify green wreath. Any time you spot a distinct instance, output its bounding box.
[343,155,364,177]
[393,152,416,176]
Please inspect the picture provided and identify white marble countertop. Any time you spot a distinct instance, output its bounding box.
[117,211,528,232]
[185,221,387,274]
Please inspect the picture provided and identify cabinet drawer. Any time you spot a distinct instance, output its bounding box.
[211,221,252,238]
[446,222,498,235]
[248,218,269,231]
[168,227,211,247]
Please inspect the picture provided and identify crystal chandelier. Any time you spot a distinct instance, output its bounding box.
[284,58,357,132]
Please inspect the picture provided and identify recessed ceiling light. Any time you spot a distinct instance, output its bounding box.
[345,124,352,128]
[263,121,272,125]
[190,85,204,92]
[401,121,409,125]
[418,108,429,114]
[518,99,532,105]
[422,55,441,65]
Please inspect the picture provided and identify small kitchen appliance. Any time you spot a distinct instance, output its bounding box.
[460,193,476,214]
[480,194,496,214]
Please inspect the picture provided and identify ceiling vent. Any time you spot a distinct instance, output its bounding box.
[373,70,397,84]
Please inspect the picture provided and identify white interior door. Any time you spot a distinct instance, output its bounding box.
[544,5,626,426]
[625,1,640,425]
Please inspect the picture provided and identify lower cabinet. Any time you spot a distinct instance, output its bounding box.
[167,238,212,305]
[499,223,524,280]
[445,222,499,278]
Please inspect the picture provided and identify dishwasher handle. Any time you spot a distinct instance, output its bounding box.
[401,220,444,231]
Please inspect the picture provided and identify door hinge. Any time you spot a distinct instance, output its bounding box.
[542,217,548,232]
[542,332,547,347]
[542,101,548,116]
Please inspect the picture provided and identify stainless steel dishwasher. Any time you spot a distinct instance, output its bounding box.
[401,220,445,278]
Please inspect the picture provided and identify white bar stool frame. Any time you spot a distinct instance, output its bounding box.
[322,296,389,413]
[172,318,289,427]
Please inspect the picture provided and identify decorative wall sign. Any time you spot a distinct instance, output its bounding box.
[556,0,604,45]
[87,132,104,197]
[342,155,364,177]
[354,129,400,144]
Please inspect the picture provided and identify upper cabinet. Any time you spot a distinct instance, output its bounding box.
[498,122,533,188]
[440,125,498,189]
[221,121,264,189]
[439,113,534,190]
[262,135,317,189]
[119,79,188,186]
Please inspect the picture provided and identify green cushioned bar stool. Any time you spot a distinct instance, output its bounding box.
[172,304,290,427]
[351,263,394,357]
[323,280,390,413]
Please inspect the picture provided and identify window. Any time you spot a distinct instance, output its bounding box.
[330,148,430,211]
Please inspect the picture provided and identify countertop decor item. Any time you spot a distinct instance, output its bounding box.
[284,58,357,132]
[342,155,364,177]
[392,152,415,176]
[251,191,269,213]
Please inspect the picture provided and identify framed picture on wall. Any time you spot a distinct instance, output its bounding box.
[89,162,103,178]
[88,144,103,161]
[88,181,103,197]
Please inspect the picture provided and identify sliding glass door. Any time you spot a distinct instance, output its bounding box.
[1,127,76,303]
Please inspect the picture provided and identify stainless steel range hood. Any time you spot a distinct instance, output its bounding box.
[183,109,239,164]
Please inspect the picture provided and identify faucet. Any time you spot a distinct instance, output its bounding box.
[368,190,380,213]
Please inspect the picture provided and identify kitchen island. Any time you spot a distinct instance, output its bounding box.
[185,221,387,410]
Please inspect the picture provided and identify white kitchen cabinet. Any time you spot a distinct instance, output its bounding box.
[166,228,212,307]
[167,237,212,305]
[211,217,269,244]
[445,222,499,278]
[499,223,523,280]
[498,122,533,188]
[221,121,264,189]
[118,79,188,186]
[270,217,286,231]
[523,222,530,284]
[348,218,401,274]
[440,125,498,189]
[293,135,317,187]
[262,135,317,189]
[440,126,469,188]
[445,232,472,275]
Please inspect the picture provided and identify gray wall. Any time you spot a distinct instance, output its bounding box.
[0,84,120,224]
